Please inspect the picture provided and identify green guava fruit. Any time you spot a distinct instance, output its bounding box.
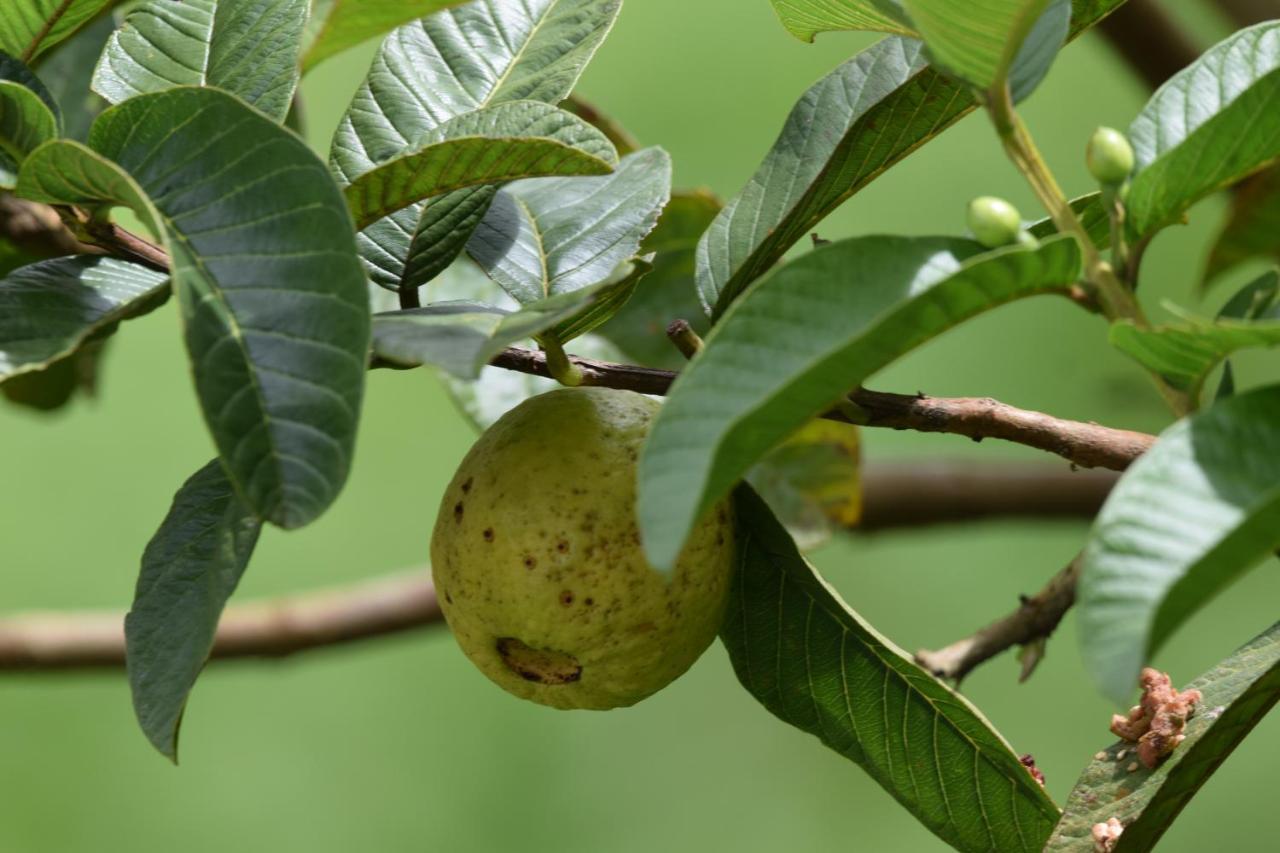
[431,387,735,710]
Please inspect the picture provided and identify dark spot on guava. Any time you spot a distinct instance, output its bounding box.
[496,638,581,685]
[716,534,725,546]
[483,528,495,542]
[559,590,575,606]
[556,540,569,553]
[584,597,594,606]
[461,478,473,493]
[524,556,537,569]
[444,592,453,604]
[454,501,464,521]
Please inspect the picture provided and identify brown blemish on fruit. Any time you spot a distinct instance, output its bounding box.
[523,556,537,569]
[584,597,594,606]
[559,590,574,606]
[496,638,581,685]
[461,478,473,494]
[453,501,464,521]
[483,528,495,542]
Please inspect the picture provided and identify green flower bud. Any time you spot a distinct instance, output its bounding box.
[1087,126,1135,185]
[967,196,1023,248]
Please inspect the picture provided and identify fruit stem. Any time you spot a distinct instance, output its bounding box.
[666,319,705,361]
[542,338,585,387]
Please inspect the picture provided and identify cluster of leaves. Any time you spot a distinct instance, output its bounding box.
[2,0,1279,849]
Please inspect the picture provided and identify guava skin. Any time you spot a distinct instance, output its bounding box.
[431,387,735,710]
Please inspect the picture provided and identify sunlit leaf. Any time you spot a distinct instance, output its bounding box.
[301,0,468,71]
[902,0,1056,93]
[0,0,115,63]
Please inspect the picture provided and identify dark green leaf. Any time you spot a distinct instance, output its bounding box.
[0,0,115,63]
[18,88,370,529]
[0,49,58,112]
[1127,22,1280,241]
[1005,0,1070,103]
[0,58,60,187]
[639,235,1082,571]
[330,0,620,293]
[597,188,722,370]
[1078,384,1280,702]
[1,338,107,411]
[1110,271,1280,398]
[344,102,618,230]
[1204,165,1280,286]
[724,487,1061,852]
[31,12,114,140]
[467,148,670,305]
[92,0,308,123]
[126,460,262,761]
[0,255,168,382]
[301,0,468,71]
[697,0,1117,318]
[1046,621,1280,851]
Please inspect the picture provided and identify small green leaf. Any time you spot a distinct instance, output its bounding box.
[18,88,370,530]
[0,255,168,382]
[902,0,1056,93]
[1110,274,1280,399]
[467,148,670,305]
[747,419,862,551]
[1127,22,1280,240]
[723,487,1061,852]
[697,1,1113,317]
[1046,621,1280,851]
[1078,384,1280,702]
[330,0,621,293]
[92,0,308,123]
[1028,191,1110,247]
[0,52,61,187]
[1204,165,1280,285]
[126,460,262,761]
[301,0,468,71]
[371,272,641,379]
[0,0,114,63]
[344,102,618,230]
[597,188,722,370]
[769,0,916,42]
[640,235,1082,571]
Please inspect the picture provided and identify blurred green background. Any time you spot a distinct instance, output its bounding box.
[3,1,1278,850]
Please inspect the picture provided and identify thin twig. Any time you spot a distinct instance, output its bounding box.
[914,555,1081,683]
[0,462,1112,671]
[0,196,100,258]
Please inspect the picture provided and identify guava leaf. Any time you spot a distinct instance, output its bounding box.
[723,487,1061,852]
[1127,22,1280,241]
[330,0,621,293]
[1027,192,1110,247]
[769,0,916,42]
[0,0,115,62]
[1110,271,1280,398]
[127,459,262,762]
[901,0,1056,93]
[1046,621,1280,851]
[17,88,370,530]
[747,419,862,551]
[1,338,107,411]
[32,12,114,141]
[300,0,468,72]
[1078,384,1280,702]
[639,235,1083,571]
[1204,166,1280,286]
[697,0,1118,317]
[597,188,722,370]
[467,148,669,306]
[0,255,168,383]
[371,267,645,379]
[91,0,307,123]
[344,102,617,230]
[0,53,61,187]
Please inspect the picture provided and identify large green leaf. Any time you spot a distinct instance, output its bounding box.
[696,0,1114,318]
[1127,22,1280,241]
[902,0,1055,92]
[598,188,722,370]
[639,235,1082,571]
[344,101,617,230]
[467,147,670,305]
[0,52,60,188]
[17,88,370,530]
[371,270,641,378]
[126,459,262,761]
[1078,384,1280,702]
[1110,272,1280,399]
[300,0,468,71]
[770,0,915,42]
[1046,621,1280,851]
[33,11,114,141]
[0,255,168,382]
[0,0,115,62]
[723,487,1061,852]
[1204,166,1280,285]
[330,0,620,293]
[92,0,307,123]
